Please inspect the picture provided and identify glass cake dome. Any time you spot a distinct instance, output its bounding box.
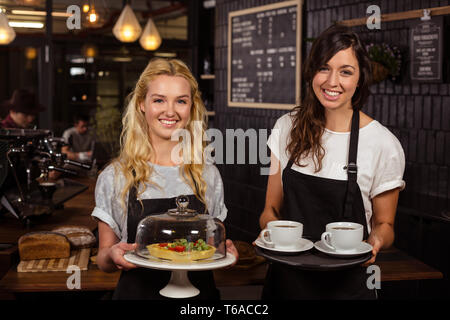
[135,195,226,263]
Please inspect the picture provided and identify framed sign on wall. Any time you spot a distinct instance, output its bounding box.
[227,0,302,110]
[410,16,443,83]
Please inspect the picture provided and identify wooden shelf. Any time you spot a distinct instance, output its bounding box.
[206,111,215,116]
[200,74,215,80]
[340,5,450,27]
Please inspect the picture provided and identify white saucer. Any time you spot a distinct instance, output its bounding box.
[255,238,313,254]
[314,240,373,258]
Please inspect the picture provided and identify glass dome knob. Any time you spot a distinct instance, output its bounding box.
[168,195,197,217]
[176,195,189,211]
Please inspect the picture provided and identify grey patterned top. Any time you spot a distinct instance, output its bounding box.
[91,162,228,241]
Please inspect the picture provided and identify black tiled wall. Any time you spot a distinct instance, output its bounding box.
[214,0,450,253]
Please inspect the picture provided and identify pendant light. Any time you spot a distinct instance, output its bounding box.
[25,46,37,60]
[82,0,108,29]
[86,4,99,24]
[82,3,90,13]
[0,12,16,45]
[25,46,37,69]
[139,18,161,51]
[81,43,98,58]
[112,4,142,43]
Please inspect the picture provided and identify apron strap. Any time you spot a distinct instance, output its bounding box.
[343,110,360,219]
[286,111,360,220]
[287,159,294,170]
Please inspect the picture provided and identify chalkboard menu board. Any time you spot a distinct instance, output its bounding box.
[410,16,443,82]
[228,0,302,110]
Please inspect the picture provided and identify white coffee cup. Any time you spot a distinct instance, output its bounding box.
[260,220,303,249]
[321,222,363,252]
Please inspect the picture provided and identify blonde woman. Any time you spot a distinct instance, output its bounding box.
[93,58,237,300]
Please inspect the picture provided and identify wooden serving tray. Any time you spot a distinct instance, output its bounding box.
[17,248,90,273]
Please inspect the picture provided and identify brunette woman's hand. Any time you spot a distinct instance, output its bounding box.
[109,242,138,271]
[362,233,383,266]
[363,189,399,266]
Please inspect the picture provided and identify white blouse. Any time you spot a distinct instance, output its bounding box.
[267,112,406,233]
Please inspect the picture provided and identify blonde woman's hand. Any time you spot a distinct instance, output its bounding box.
[109,242,138,271]
[225,239,239,267]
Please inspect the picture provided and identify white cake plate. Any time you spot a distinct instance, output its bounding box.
[124,252,236,299]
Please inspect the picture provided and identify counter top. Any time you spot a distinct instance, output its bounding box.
[0,176,444,298]
[0,245,442,296]
[0,177,98,244]
[0,262,121,294]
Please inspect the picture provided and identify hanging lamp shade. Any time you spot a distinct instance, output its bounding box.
[139,18,162,51]
[0,13,16,45]
[112,4,142,43]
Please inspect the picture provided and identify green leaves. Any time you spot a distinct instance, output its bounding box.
[366,43,402,80]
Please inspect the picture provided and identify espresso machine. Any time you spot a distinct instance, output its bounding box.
[0,128,91,225]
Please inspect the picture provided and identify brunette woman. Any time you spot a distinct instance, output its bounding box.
[260,24,405,299]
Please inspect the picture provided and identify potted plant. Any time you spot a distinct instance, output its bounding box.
[366,43,402,83]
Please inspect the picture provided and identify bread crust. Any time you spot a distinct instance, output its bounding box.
[52,225,96,249]
[18,232,71,260]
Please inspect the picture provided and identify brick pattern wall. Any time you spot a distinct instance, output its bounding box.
[214,0,450,242]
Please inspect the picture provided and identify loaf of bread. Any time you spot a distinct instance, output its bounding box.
[18,232,71,261]
[52,225,96,249]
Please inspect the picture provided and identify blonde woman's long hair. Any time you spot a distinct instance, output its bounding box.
[114,58,208,213]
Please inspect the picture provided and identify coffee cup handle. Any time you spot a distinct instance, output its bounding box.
[260,229,275,248]
[321,232,335,251]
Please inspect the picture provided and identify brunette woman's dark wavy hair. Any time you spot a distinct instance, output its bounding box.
[287,24,372,172]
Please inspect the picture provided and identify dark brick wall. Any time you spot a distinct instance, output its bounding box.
[214,0,450,266]
[215,0,287,242]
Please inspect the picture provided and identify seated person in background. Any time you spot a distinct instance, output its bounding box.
[47,115,95,180]
[62,114,95,163]
[0,89,45,129]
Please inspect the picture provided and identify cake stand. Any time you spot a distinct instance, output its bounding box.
[124,252,236,298]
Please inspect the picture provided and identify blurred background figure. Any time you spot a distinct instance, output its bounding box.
[0,89,45,129]
[62,114,96,163]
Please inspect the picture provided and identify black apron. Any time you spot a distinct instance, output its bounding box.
[262,110,376,300]
[112,189,220,300]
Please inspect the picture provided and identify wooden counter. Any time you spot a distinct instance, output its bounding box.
[0,176,444,298]
[0,262,121,294]
[0,245,442,297]
[373,247,443,282]
[0,177,98,244]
